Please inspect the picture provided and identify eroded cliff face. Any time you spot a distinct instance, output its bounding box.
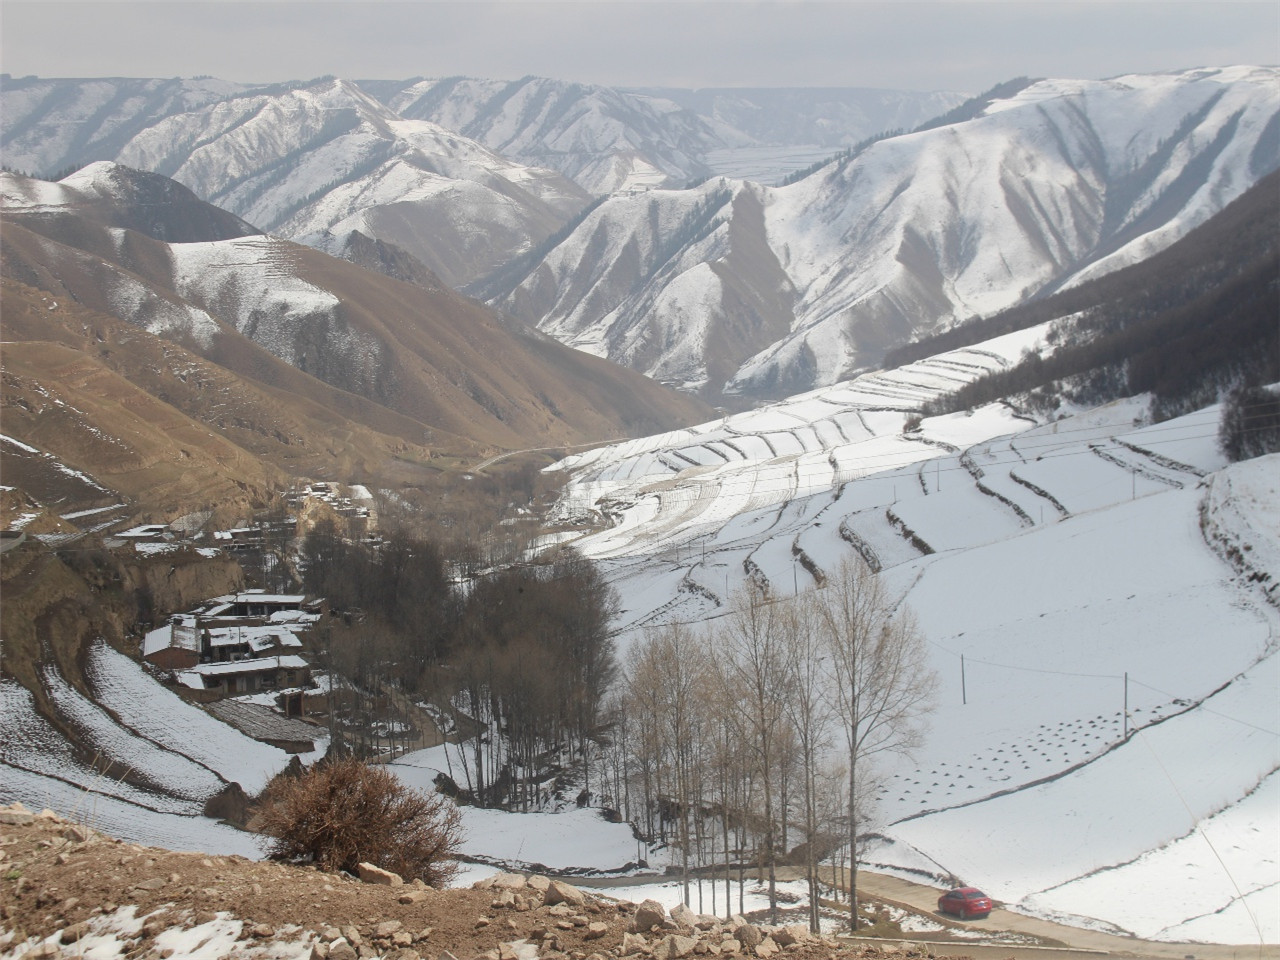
[0,543,243,713]
[122,549,246,626]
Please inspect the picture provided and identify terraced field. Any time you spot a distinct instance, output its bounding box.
[546,322,1279,943]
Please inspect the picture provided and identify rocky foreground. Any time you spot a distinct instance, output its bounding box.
[0,803,957,960]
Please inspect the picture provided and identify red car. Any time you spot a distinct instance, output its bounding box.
[937,886,993,919]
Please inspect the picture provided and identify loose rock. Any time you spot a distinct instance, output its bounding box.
[357,862,404,886]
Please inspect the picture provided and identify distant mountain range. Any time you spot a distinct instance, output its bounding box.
[487,67,1279,402]
[3,66,1277,414]
[358,77,966,193]
[1,74,965,290]
[3,74,966,195]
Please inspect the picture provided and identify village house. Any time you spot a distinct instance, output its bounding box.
[142,590,322,693]
[176,654,312,696]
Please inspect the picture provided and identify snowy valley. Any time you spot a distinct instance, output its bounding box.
[1,58,1278,958]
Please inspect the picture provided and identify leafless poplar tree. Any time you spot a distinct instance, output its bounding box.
[623,622,710,901]
[817,558,936,931]
[710,584,794,924]
[784,592,836,934]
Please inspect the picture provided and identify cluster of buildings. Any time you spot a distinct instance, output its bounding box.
[142,590,322,697]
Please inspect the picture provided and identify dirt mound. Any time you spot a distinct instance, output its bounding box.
[0,805,929,960]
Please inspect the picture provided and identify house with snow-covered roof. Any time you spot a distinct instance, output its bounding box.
[199,590,317,618]
[141,590,323,691]
[142,614,202,670]
[176,655,311,696]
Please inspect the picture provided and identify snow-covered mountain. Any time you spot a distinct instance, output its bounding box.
[3,74,964,208]
[2,159,261,243]
[361,76,726,195]
[0,164,710,461]
[107,78,592,289]
[492,66,1280,403]
[358,78,968,194]
[1,73,968,294]
[0,75,252,177]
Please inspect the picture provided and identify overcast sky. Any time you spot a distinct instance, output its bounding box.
[2,1,1276,93]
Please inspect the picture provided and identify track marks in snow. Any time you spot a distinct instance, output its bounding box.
[42,666,226,803]
[85,642,291,795]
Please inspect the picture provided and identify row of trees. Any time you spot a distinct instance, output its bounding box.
[296,519,936,930]
[601,561,935,933]
[298,520,619,810]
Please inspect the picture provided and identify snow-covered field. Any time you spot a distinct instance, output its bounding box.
[389,745,645,874]
[0,644,302,857]
[85,641,294,795]
[0,762,266,859]
[540,332,1279,943]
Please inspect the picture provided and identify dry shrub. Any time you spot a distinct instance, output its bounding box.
[258,756,463,886]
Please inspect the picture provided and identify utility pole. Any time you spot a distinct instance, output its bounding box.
[1123,672,1129,741]
[961,654,967,706]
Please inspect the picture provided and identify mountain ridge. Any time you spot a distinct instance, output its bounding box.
[489,66,1280,403]
[0,165,712,521]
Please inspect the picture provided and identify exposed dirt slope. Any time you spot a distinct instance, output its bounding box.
[0,810,902,960]
[0,276,453,519]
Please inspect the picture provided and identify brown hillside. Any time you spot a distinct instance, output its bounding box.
[0,276,459,520]
[1,168,712,463]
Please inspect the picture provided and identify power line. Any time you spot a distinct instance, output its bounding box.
[1128,675,1280,737]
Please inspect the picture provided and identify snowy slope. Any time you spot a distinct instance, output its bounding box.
[389,744,644,873]
[0,76,251,178]
[498,66,1280,401]
[85,642,293,795]
[544,320,1279,941]
[0,644,305,858]
[112,78,590,288]
[362,78,968,195]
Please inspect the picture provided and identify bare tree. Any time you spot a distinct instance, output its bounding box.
[623,623,709,906]
[817,558,936,931]
[710,584,794,924]
[784,592,836,934]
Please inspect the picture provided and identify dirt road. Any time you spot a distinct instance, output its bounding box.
[578,868,1275,960]
[846,869,1276,960]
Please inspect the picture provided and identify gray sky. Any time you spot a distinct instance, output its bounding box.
[2,1,1276,93]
